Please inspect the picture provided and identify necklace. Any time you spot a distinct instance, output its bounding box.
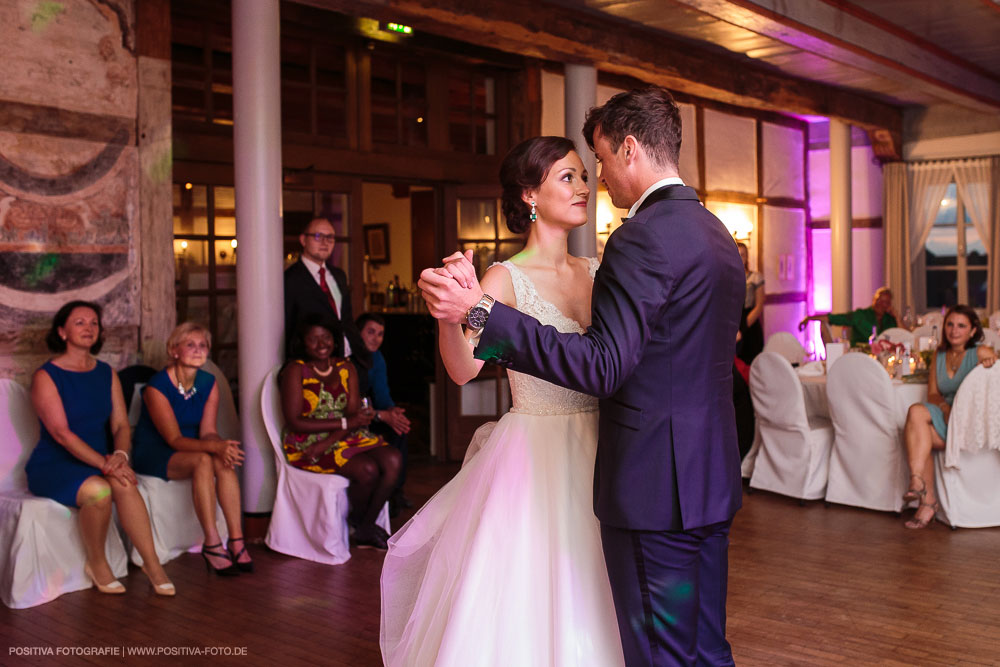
[310,362,333,378]
[946,349,964,373]
[171,368,197,400]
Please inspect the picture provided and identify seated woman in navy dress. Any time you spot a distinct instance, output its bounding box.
[26,301,175,596]
[902,304,996,529]
[132,322,252,574]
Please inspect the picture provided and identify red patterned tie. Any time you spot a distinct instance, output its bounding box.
[317,266,339,318]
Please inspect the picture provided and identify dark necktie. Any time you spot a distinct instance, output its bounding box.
[317,266,339,318]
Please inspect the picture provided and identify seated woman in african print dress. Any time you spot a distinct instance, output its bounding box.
[280,314,401,550]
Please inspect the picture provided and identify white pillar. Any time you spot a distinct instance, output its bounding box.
[232,0,283,512]
[564,63,598,258]
[829,118,853,313]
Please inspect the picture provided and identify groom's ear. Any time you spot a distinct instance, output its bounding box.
[622,135,639,163]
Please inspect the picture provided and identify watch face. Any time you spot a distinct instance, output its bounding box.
[467,306,488,329]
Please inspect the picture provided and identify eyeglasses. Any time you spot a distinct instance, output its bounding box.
[306,233,336,243]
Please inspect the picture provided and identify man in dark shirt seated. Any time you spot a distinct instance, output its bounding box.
[357,312,412,515]
[799,286,902,347]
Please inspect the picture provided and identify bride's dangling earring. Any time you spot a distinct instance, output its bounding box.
[530,200,537,222]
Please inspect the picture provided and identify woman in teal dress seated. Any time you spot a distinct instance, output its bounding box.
[902,304,996,529]
[26,301,174,595]
[132,322,252,575]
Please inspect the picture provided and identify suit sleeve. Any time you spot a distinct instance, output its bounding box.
[475,222,672,398]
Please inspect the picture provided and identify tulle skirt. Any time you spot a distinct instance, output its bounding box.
[380,410,624,666]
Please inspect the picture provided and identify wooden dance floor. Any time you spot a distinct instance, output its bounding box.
[3,461,1000,666]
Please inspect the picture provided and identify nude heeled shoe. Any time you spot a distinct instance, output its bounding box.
[83,563,125,594]
[141,565,176,597]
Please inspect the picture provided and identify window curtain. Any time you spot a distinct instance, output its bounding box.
[882,162,912,313]
[952,158,992,256]
[907,162,954,262]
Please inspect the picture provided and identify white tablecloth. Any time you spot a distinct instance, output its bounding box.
[798,374,928,425]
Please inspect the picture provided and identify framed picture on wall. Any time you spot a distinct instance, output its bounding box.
[364,223,391,264]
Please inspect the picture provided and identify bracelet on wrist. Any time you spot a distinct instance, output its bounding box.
[112,450,129,462]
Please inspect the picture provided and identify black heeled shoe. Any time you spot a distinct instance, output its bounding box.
[201,543,239,576]
[227,537,254,573]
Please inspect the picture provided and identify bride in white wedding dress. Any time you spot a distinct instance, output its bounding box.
[380,137,625,667]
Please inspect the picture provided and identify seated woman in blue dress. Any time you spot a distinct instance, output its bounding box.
[132,322,251,574]
[902,304,996,529]
[26,301,175,596]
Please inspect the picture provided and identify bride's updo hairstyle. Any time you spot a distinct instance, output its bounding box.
[500,136,576,234]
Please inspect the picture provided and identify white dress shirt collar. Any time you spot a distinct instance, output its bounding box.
[626,177,686,219]
[300,254,326,282]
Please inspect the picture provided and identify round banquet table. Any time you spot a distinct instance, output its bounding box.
[798,372,928,425]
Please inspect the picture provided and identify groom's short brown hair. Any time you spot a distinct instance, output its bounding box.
[583,86,681,171]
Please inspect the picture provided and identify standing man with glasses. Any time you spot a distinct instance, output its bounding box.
[284,218,365,372]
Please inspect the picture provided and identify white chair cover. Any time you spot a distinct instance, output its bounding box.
[989,311,1000,333]
[763,332,807,365]
[824,354,909,512]
[129,476,228,566]
[944,364,1000,468]
[934,449,1000,528]
[0,380,128,609]
[203,359,240,441]
[748,352,833,500]
[920,312,944,329]
[911,324,936,339]
[260,367,390,565]
[981,329,1000,349]
[878,327,915,346]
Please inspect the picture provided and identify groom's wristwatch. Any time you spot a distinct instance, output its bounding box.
[466,294,496,331]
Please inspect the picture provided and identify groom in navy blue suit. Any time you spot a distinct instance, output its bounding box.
[420,87,744,666]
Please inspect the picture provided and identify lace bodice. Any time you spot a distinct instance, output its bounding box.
[496,259,600,416]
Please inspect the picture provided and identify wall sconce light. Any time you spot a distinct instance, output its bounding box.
[716,208,754,241]
[596,197,615,236]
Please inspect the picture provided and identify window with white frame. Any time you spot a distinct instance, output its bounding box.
[924,182,989,309]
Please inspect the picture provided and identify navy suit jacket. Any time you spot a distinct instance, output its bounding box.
[476,185,745,531]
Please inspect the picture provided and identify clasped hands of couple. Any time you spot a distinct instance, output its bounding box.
[418,250,484,324]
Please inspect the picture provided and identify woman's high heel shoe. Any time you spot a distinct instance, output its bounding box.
[902,473,927,503]
[84,563,125,594]
[140,565,176,597]
[202,542,239,576]
[904,501,940,530]
[227,537,254,573]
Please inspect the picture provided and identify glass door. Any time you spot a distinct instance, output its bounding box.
[438,185,523,461]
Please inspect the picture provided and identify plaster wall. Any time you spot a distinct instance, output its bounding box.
[808,143,885,315]
[0,0,144,384]
[362,183,419,292]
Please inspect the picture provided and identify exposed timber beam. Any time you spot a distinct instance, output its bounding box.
[292,0,902,137]
[671,0,1000,113]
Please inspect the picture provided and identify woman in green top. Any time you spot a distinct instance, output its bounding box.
[798,286,900,347]
[901,304,996,529]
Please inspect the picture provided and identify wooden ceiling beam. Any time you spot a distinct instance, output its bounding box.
[671,0,1000,113]
[292,0,902,137]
